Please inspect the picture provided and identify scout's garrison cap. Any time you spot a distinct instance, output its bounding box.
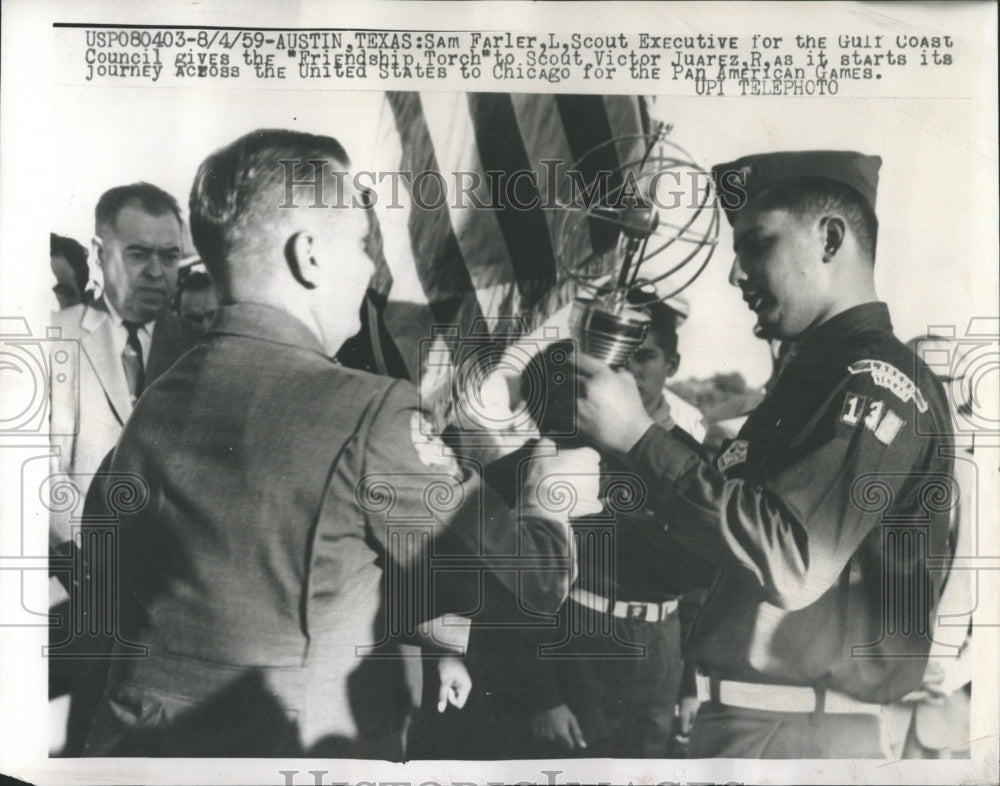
[711,150,881,225]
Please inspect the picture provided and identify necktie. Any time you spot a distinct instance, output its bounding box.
[122,321,145,402]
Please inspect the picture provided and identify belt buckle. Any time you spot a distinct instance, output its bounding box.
[626,602,647,621]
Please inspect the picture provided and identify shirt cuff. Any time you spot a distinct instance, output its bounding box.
[628,423,702,485]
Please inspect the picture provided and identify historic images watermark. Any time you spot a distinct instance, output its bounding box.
[275,160,735,213]
[276,769,744,785]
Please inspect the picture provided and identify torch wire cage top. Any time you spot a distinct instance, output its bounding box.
[554,122,721,309]
[439,121,722,434]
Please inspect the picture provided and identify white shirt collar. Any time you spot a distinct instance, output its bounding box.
[647,392,676,430]
[102,297,157,363]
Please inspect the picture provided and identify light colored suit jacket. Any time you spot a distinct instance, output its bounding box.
[48,301,198,546]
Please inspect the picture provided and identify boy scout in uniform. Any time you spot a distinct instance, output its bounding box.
[572,151,955,758]
[521,302,707,758]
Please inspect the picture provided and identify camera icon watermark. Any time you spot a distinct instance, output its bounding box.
[419,317,579,447]
[46,471,150,659]
[0,317,78,436]
[910,317,1000,441]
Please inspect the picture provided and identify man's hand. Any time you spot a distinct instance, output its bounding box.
[574,353,655,454]
[436,656,472,712]
[677,695,700,736]
[530,704,587,751]
[523,440,603,519]
[454,368,540,467]
[900,658,970,705]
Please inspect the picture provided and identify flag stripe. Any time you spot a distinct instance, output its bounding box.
[419,92,522,321]
[387,91,483,331]
[510,93,593,277]
[467,93,558,309]
[554,94,626,256]
[604,94,649,167]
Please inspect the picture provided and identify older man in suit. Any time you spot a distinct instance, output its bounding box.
[48,183,199,754]
[49,183,200,548]
[84,129,596,758]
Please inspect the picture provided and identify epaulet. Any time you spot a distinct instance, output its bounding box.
[847,359,928,412]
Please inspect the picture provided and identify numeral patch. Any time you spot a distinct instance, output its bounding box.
[873,409,905,445]
[840,393,905,445]
[864,399,884,431]
[841,393,867,426]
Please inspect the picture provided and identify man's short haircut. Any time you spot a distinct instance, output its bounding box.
[645,301,680,357]
[95,182,182,234]
[189,129,350,282]
[50,233,90,292]
[753,176,879,261]
[179,269,214,296]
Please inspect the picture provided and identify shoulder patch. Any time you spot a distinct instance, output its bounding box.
[410,411,459,471]
[716,439,749,472]
[847,359,928,413]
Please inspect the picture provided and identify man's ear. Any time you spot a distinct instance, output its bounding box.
[284,230,317,290]
[666,352,680,378]
[91,237,104,267]
[820,215,846,262]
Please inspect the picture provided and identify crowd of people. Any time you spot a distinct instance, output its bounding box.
[46,130,971,760]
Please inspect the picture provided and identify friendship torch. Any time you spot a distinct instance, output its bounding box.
[559,122,721,369]
[450,122,719,456]
[493,126,722,665]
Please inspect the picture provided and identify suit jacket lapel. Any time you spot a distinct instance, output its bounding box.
[80,305,133,425]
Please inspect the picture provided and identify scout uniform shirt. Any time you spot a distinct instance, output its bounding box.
[85,303,574,757]
[627,302,954,704]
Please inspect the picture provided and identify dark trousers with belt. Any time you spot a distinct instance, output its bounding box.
[554,610,684,758]
[409,601,686,759]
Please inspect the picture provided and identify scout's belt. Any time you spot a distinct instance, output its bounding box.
[696,673,884,716]
[569,586,678,623]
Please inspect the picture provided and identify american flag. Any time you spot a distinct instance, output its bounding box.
[337,92,652,424]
